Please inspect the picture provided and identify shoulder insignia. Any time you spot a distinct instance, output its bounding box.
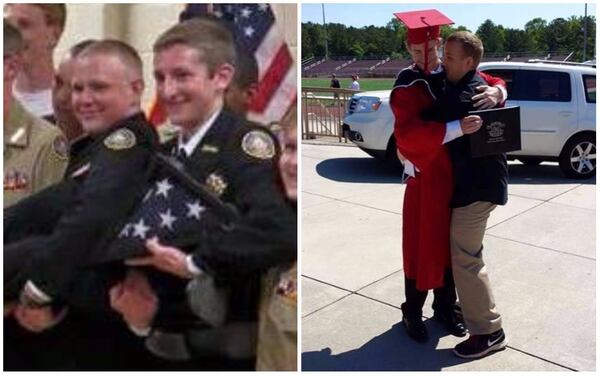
[201,144,219,154]
[104,128,136,150]
[241,129,275,160]
[206,173,228,197]
[52,135,69,160]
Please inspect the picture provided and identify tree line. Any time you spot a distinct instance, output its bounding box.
[302,16,596,62]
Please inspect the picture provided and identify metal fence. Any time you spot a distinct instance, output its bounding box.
[301,87,361,142]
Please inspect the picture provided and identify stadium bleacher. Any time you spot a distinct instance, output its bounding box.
[302,52,576,78]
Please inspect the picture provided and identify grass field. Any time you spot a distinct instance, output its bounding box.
[302,78,395,91]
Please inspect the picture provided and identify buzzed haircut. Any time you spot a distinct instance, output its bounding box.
[78,39,143,79]
[4,21,24,56]
[447,31,484,67]
[233,51,259,90]
[153,17,236,76]
[68,39,97,58]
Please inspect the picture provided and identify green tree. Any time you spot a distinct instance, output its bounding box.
[476,19,505,53]
[525,17,548,52]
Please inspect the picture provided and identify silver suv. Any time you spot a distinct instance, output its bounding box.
[343,61,596,179]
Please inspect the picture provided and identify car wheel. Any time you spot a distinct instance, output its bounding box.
[386,137,405,173]
[559,134,596,179]
[518,157,542,166]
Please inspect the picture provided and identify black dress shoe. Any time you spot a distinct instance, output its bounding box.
[433,309,467,337]
[401,314,428,343]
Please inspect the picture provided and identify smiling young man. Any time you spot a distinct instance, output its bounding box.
[108,18,296,369]
[5,40,158,309]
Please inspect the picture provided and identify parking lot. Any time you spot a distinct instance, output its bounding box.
[301,141,596,371]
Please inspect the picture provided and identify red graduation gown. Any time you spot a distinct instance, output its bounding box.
[390,68,506,291]
[390,77,452,291]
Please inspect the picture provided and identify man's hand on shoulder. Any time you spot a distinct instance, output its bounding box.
[472,85,503,109]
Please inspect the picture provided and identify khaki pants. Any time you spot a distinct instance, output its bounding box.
[450,201,502,335]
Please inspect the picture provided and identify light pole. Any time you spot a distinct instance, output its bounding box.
[322,3,329,59]
[583,3,588,61]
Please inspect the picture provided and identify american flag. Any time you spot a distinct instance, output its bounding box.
[94,166,215,264]
[149,3,296,126]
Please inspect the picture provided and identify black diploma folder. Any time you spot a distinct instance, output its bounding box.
[468,106,521,157]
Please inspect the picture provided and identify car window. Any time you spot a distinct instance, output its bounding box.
[583,75,596,103]
[481,69,515,100]
[516,70,572,102]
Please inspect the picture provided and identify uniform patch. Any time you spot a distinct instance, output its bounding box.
[205,173,228,197]
[52,135,69,160]
[104,129,136,150]
[241,130,275,160]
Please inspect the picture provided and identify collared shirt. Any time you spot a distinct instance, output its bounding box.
[177,105,222,157]
[13,85,54,118]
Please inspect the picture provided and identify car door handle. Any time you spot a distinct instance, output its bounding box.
[559,111,574,117]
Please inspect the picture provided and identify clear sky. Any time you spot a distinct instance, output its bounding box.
[301,3,596,32]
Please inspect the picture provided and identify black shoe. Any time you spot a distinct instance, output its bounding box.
[453,329,507,359]
[401,314,428,343]
[433,309,467,337]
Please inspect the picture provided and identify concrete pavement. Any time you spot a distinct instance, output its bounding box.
[301,142,596,371]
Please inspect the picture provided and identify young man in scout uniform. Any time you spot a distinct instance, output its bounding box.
[5,39,158,311]
[3,22,68,208]
[108,18,296,369]
[4,39,160,370]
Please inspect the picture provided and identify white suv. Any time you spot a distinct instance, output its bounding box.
[343,61,596,179]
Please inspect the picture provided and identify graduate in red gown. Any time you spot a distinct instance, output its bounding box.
[390,9,506,342]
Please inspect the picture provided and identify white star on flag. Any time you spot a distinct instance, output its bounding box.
[132,218,150,239]
[244,26,255,37]
[155,178,173,198]
[240,7,252,18]
[186,201,205,220]
[159,209,177,231]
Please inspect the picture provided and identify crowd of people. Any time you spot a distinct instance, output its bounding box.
[4,4,297,371]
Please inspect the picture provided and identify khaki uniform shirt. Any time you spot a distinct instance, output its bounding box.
[256,263,297,371]
[4,99,68,208]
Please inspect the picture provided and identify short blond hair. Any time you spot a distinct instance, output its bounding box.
[153,17,236,76]
[78,39,143,79]
[447,31,484,67]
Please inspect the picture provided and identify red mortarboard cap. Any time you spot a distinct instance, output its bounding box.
[394,9,454,45]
